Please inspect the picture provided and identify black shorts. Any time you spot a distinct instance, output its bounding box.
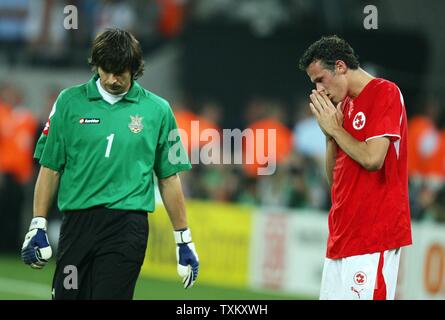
[52,206,149,300]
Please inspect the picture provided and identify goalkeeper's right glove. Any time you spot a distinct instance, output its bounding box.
[21,217,52,269]
[174,228,199,289]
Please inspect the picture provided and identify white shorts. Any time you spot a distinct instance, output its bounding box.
[319,248,401,300]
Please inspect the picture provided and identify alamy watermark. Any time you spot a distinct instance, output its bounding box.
[363,5,378,30]
[64,5,78,30]
[168,121,277,176]
[63,265,78,290]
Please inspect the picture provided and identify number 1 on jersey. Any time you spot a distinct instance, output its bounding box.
[105,133,115,158]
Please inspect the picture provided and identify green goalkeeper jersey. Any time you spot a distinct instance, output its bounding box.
[34,74,191,212]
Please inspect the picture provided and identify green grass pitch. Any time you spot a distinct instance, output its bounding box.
[0,255,310,300]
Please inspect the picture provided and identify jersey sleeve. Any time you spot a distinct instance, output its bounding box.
[153,103,191,179]
[365,84,403,142]
[34,104,54,160]
[36,93,67,172]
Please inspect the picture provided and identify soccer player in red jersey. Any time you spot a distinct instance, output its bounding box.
[299,35,412,300]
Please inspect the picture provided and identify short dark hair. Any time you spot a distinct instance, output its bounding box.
[88,28,145,79]
[298,35,360,72]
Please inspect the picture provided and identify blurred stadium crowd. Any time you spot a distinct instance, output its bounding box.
[1,0,445,254]
[0,0,327,66]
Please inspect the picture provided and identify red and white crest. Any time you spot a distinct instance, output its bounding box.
[353,112,366,130]
[354,271,367,285]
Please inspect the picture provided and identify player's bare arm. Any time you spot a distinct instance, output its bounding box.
[21,166,58,269]
[158,173,188,230]
[331,131,390,171]
[158,173,199,289]
[34,166,60,218]
[310,90,390,171]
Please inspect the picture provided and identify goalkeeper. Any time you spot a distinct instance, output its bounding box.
[21,29,199,299]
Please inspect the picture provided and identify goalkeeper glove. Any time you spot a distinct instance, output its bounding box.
[21,217,52,269]
[174,228,199,289]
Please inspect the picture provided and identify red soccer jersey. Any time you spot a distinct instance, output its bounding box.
[327,78,412,259]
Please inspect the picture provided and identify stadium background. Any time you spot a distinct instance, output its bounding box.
[1,0,445,300]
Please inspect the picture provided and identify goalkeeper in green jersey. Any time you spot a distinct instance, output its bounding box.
[21,29,199,299]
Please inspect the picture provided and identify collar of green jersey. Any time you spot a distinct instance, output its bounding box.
[86,74,141,103]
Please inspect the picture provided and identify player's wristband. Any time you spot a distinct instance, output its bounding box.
[29,217,47,231]
[174,228,192,244]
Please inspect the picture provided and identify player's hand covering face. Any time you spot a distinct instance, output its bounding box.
[309,90,344,137]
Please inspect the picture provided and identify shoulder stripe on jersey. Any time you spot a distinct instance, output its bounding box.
[396,89,404,159]
[397,86,405,107]
[49,102,57,118]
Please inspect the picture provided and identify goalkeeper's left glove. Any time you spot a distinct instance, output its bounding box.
[21,217,52,269]
[174,228,199,289]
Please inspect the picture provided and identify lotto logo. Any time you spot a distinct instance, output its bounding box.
[79,118,100,124]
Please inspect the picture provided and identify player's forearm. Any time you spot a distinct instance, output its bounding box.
[158,174,188,230]
[33,166,60,218]
[326,137,337,187]
[331,127,382,171]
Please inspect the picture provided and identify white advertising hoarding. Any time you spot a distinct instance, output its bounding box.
[249,208,328,297]
[399,222,445,299]
[249,208,445,300]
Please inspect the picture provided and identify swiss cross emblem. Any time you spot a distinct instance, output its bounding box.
[354,271,367,285]
[353,112,366,130]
